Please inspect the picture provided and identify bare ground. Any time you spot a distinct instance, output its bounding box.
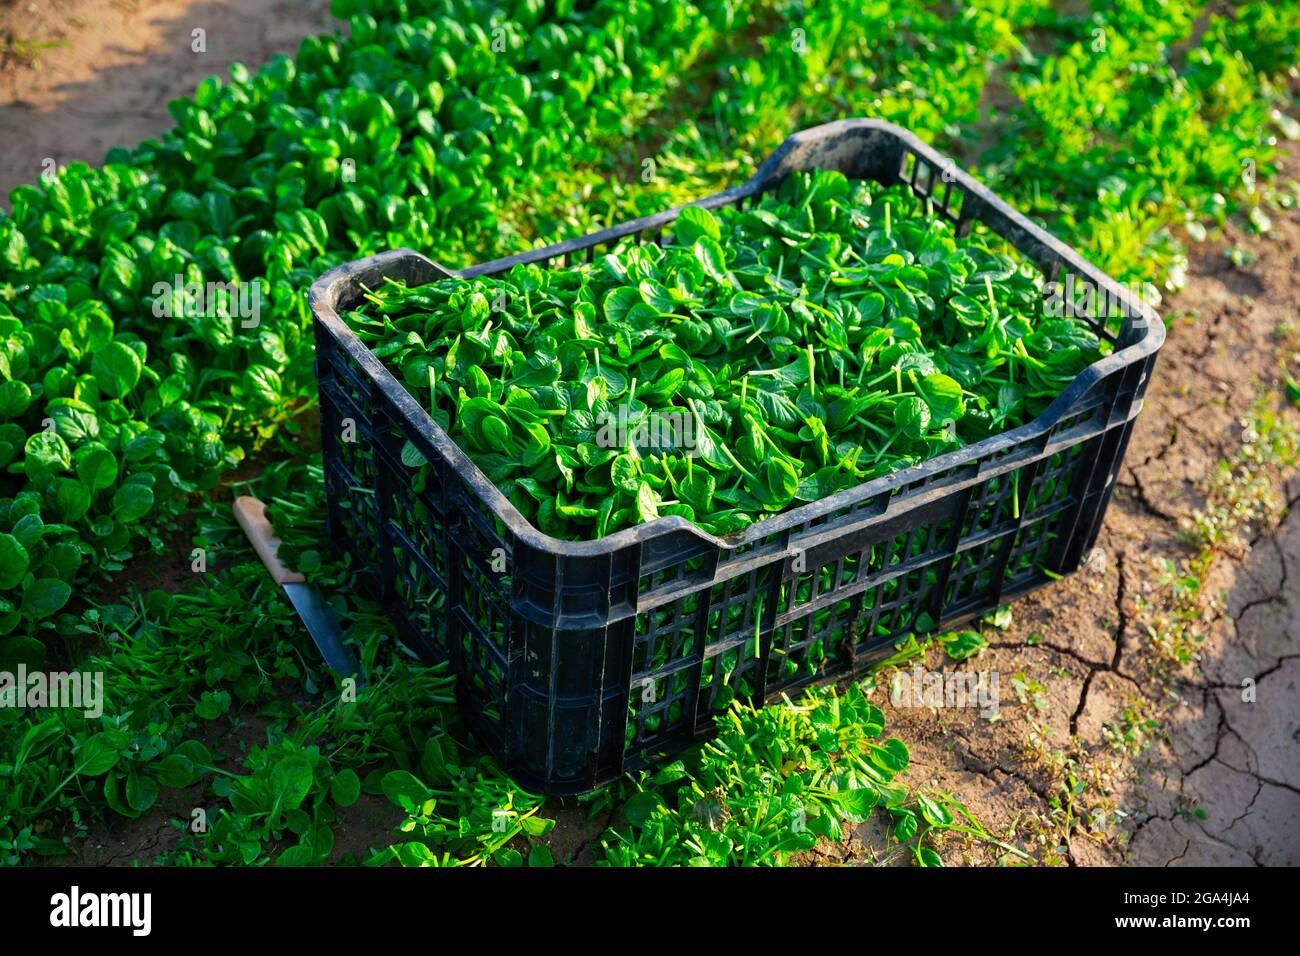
[4,0,1298,867]
[870,174,1300,867]
[0,0,334,202]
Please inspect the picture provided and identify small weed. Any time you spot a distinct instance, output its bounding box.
[1138,401,1300,671]
[1101,701,1162,757]
[1020,726,1129,861]
[940,630,988,662]
[1012,672,1049,715]
[0,31,69,69]
[1183,406,1299,555]
[1223,246,1256,267]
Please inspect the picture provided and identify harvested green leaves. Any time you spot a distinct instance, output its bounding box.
[345,170,1104,540]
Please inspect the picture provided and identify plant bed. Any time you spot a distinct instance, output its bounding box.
[309,119,1163,794]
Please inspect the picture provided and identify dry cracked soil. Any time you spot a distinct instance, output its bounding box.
[861,165,1300,868]
[3,0,1297,868]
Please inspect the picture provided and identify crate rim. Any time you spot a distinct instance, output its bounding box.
[309,118,1164,560]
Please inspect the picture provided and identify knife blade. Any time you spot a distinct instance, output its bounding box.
[232,495,360,679]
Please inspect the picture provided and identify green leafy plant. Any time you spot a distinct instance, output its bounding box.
[1,0,1295,869]
[594,679,1032,866]
[346,169,1101,540]
[0,0,746,640]
[940,629,989,662]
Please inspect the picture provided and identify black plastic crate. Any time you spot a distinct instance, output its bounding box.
[308,119,1163,794]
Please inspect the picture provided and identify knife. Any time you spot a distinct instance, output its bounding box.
[233,495,361,680]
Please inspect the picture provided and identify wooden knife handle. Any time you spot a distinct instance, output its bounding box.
[233,495,306,585]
